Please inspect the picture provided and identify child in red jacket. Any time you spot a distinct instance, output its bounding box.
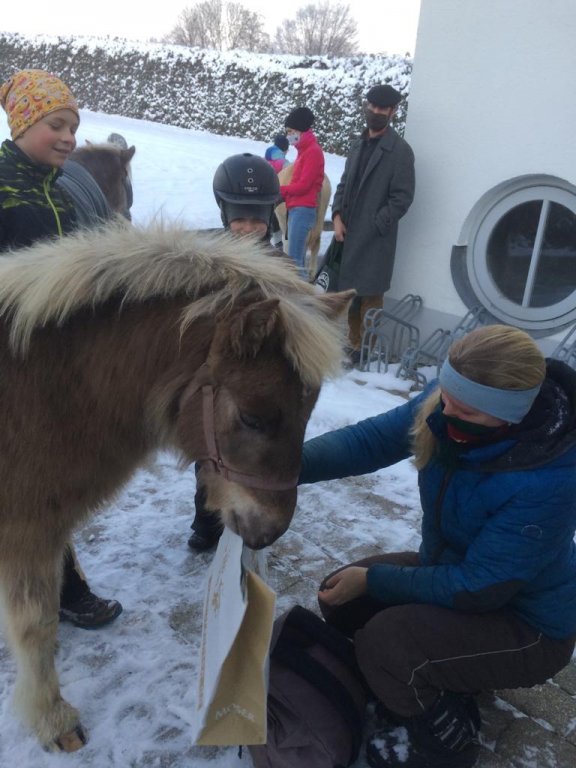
[279,107,324,275]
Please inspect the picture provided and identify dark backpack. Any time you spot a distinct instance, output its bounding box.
[248,605,369,768]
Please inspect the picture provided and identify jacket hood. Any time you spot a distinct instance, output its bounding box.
[474,358,576,472]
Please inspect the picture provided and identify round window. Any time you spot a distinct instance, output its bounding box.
[463,179,576,331]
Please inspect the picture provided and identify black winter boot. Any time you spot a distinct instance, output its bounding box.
[60,546,123,629]
[366,692,481,768]
[188,474,224,551]
[187,527,223,551]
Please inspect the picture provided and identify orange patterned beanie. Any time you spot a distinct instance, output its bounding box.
[0,69,79,140]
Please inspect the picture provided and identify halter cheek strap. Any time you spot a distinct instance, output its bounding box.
[179,364,299,492]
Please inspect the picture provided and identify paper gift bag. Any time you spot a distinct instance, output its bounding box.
[192,527,276,746]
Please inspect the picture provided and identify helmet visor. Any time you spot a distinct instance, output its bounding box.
[225,203,273,224]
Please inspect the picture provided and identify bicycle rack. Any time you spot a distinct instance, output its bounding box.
[551,322,576,370]
[397,307,490,389]
[359,294,423,373]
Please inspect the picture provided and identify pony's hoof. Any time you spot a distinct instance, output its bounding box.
[54,724,88,752]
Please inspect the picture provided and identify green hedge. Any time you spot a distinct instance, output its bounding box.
[0,33,412,155]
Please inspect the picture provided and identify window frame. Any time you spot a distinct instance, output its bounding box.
[458,175,576,331]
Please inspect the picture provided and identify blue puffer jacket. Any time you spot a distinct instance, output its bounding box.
[300,360,576,640]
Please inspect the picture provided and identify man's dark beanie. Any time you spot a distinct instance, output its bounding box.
[273,133,289,152]
[366,84,402,108]
[285,107,315,132]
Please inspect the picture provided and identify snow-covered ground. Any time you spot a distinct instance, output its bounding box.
[0,109,422,767]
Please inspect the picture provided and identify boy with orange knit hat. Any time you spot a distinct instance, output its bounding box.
[0,69,123,629]
[0,69,83,248]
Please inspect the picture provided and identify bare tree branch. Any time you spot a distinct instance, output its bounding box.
[274,2,358,57]
[166,0,270,52]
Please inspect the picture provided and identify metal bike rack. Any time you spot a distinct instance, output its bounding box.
[359,294,423,372]
[551,322,576,370]
[397,306,490,389]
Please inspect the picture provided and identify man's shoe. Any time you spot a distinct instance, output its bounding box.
[59,591,123,630]
[187,529,222,552]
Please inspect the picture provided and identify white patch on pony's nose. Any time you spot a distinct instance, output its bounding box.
[229,508,293,550]
[203,474,295,549]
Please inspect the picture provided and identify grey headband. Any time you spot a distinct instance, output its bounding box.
[439,359,541,424]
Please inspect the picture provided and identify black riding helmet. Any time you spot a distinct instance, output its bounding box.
[213,153,280,235]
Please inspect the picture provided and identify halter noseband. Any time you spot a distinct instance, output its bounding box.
[179,364,299,492]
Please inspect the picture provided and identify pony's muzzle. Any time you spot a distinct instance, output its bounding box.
[229,512,293,550]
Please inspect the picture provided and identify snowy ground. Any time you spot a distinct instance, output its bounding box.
[0,109,423,767]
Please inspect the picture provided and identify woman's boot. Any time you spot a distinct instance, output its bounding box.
[366,691,481,768]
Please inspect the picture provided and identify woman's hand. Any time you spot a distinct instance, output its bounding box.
[318,566,368,606]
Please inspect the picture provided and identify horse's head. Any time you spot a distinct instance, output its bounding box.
[70,143,136,218]
[176,288,354,549]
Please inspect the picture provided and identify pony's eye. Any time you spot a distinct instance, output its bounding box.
[239,412,265,431]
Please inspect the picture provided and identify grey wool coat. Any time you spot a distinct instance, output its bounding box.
[332,127,415,296]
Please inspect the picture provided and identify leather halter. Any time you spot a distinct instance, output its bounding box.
[179,364,299,491]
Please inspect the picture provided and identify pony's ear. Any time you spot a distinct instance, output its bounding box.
[314,289,356,320]
[122,147,136,162]
[229,299,281,358]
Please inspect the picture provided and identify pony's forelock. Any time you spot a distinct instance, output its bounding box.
[0,221,344,384]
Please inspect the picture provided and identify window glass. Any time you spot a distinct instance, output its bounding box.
[486,201,576,307]
[461,178,576,330]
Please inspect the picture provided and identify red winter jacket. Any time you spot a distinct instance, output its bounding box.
[279,130,324,210]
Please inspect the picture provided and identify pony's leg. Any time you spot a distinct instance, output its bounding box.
[308,233,320,279]
[0,550,87,751]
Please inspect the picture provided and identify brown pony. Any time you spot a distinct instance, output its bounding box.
[275,163,332,278]
[0,222,353,753]
[69,141,135,218]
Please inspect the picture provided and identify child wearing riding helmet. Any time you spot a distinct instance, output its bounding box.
[300,325,576,768]
[0,69,122,629]
[212,152,280,239]
[187,152,283,552]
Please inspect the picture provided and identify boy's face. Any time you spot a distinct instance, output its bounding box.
[229,217,268,237]
[15,109,79,168]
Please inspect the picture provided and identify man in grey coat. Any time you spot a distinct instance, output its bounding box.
[332,84,415,364]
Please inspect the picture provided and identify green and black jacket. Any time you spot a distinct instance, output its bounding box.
[0,140,77,251]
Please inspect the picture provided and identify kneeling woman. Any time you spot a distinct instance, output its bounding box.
[299,325,576,768]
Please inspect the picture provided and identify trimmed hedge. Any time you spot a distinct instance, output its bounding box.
[0,33,412,155]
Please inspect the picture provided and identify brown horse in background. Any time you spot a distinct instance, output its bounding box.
[275,163,332,278]
[0,222,353,753]
[70,141,135,218]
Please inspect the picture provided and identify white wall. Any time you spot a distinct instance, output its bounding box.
[391,0,576,327]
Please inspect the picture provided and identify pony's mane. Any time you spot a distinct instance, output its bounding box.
[0,222,345,385]
[72,143,120,157]
[70,142,131,168]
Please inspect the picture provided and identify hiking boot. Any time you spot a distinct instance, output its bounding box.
[187,527,223,552]
[366,693,481,768]
[59,590,123,630]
